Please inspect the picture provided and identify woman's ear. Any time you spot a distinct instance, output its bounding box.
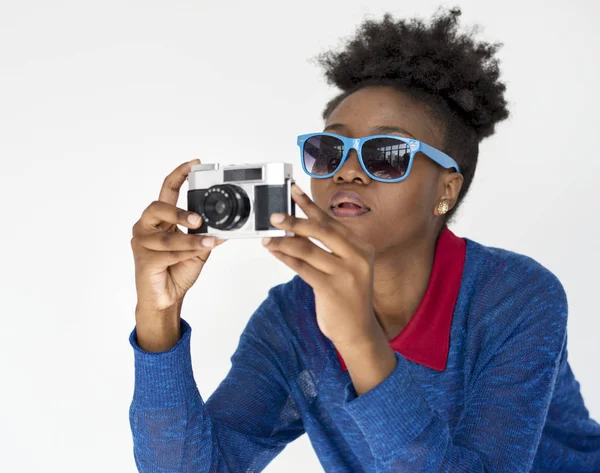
[437,171,464,213]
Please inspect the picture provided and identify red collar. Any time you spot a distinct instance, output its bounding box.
[335,226,466,372]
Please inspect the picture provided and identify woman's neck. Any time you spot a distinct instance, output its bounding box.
[372,234,437,340]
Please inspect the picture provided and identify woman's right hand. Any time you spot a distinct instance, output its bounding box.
[131,159,225,315]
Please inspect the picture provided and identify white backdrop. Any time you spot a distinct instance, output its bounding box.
[1,1,598,472]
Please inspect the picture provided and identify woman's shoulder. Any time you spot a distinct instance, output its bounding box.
[259,275,313,317]
[247,276,330,375]
[457,237,569,380]
[462,236,566,302]
[250,275,317,336]
[458,237,568,346]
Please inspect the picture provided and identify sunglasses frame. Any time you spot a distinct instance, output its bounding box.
[297,132,461,183]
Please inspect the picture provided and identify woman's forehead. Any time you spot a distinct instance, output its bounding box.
[325,87,442,145]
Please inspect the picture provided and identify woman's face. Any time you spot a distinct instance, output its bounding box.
[310,86,456,253]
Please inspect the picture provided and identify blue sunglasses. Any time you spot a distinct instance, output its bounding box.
[297,132,461,183]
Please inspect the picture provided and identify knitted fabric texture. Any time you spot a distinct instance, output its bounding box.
[129,238,600,472]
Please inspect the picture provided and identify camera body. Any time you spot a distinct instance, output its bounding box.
[187,162,295,238]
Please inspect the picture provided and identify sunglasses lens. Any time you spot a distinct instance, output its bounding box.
[362,138,411,179]
[303,135,345,175]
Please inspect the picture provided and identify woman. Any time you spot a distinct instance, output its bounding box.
[128,7,600,472]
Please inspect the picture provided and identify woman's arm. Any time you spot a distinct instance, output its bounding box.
[128,285,304,473]
[341,267,569,472]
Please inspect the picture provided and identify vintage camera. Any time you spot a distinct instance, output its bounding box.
[187,162,295,238]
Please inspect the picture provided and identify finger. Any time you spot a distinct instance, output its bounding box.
[288,183,366,249]
[269,249,328,289]
[133,243,212,270]
[136,230,219,251]
[134,201,203,235]
[289,184,349,231]
[158,159,200,206]
[268,213,358,259]
[263,236,341,274]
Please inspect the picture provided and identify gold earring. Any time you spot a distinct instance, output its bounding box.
[437,201,449,215]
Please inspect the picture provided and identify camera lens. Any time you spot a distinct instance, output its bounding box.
[201,184,250,230]
[214,201,226,214]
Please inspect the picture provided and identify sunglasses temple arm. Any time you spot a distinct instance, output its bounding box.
[419,142,461,173]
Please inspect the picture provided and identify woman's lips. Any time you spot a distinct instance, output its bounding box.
[328,190,370,218]
[331,203,370,218]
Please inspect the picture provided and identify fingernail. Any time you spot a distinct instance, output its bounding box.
[188,214,201,225]
[202,237,215,247]
[292,185,304,196]
[262,237,272,246]
[270,213,285,224]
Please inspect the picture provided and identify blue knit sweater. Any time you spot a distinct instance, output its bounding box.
[129,238,600,472]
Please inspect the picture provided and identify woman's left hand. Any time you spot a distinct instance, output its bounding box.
[262,184,381,349]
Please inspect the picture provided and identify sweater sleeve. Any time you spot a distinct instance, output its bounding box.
[341,264,568,472]
[128,287,304,473]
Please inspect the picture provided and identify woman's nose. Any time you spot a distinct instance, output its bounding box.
[332,148,370,184]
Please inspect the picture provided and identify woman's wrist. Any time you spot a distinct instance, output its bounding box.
[335,326,397,397]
